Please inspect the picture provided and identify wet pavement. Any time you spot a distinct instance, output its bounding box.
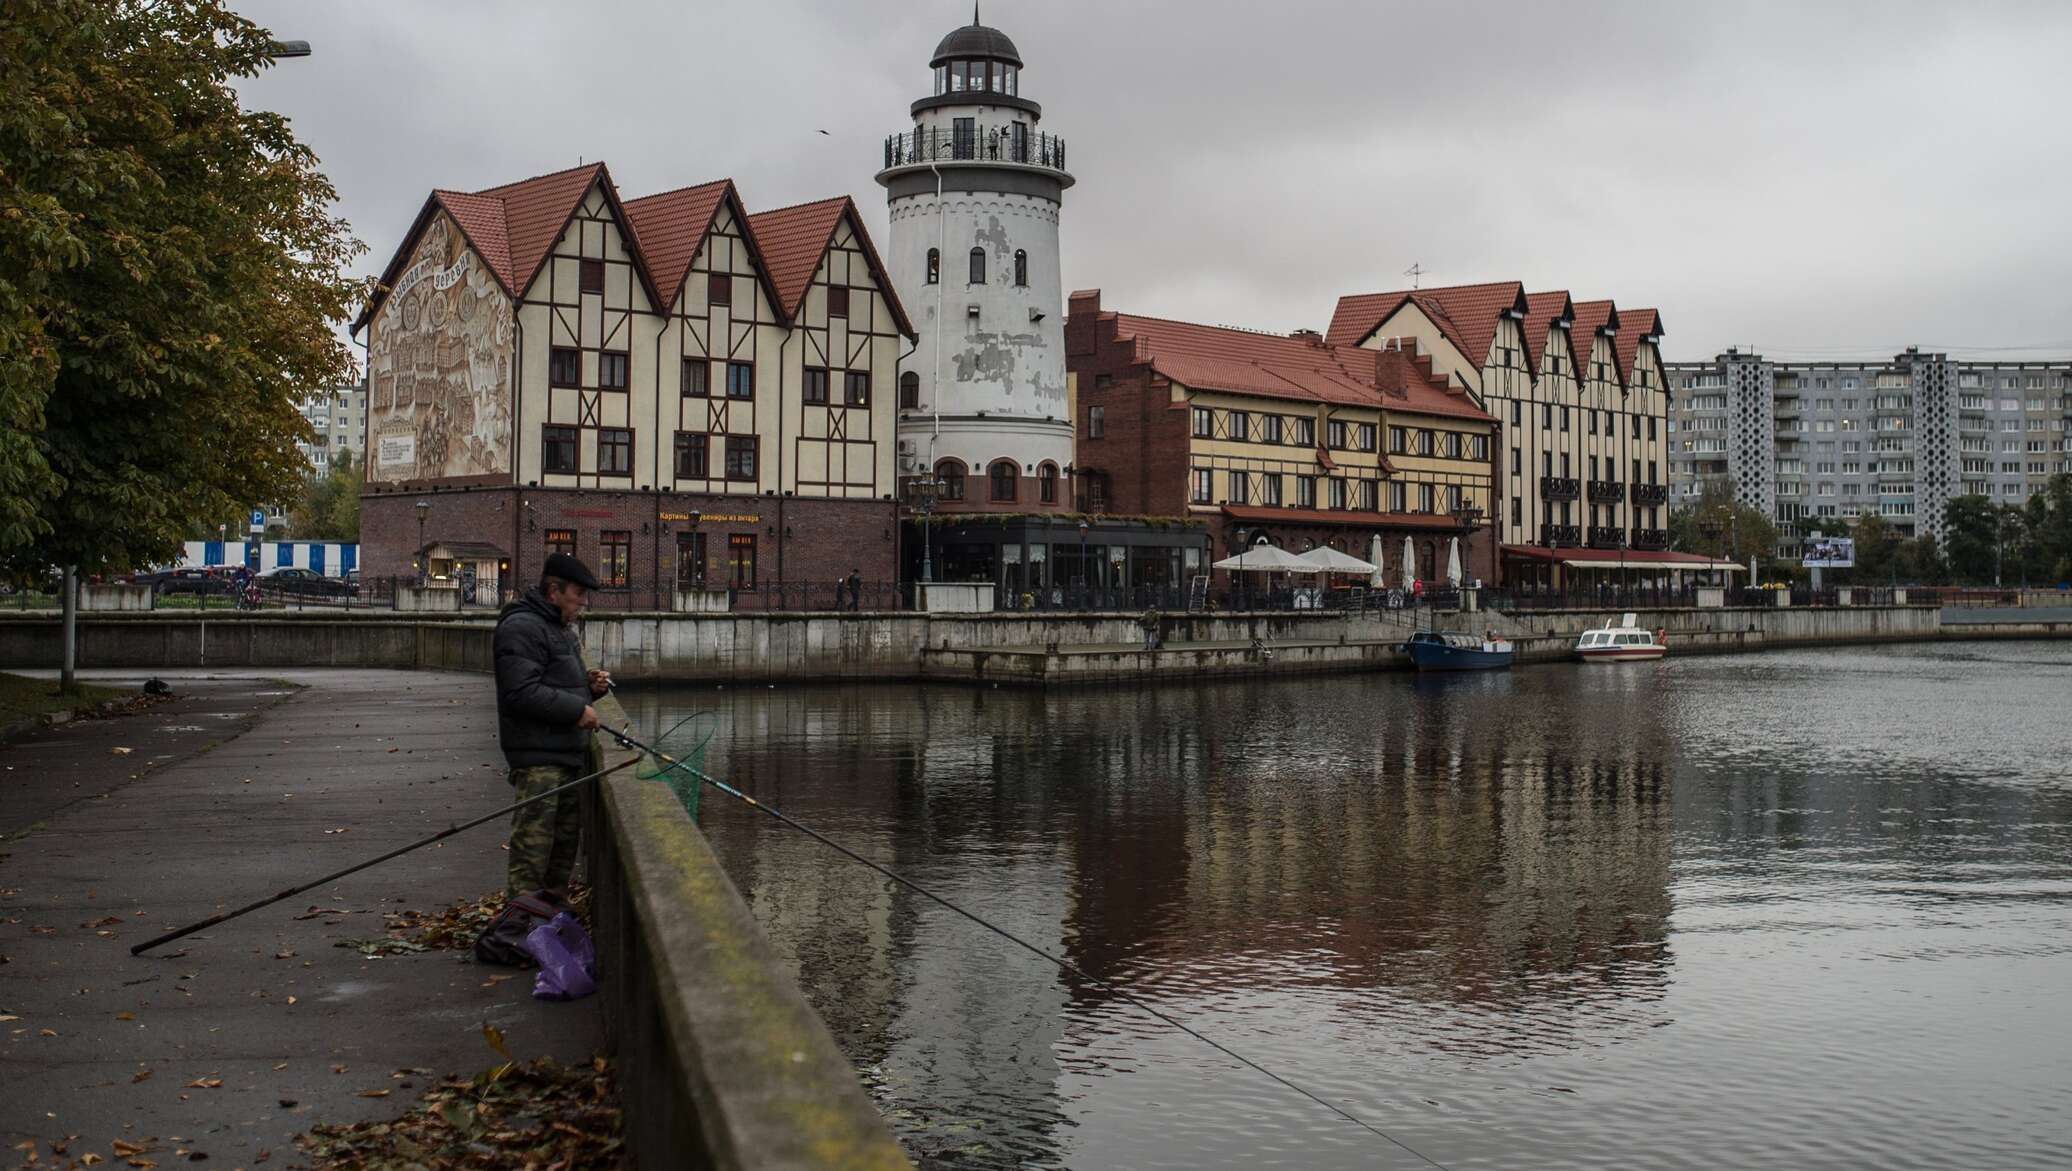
[0,669,601,1167]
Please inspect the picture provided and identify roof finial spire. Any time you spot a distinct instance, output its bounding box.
[974,2,981,26]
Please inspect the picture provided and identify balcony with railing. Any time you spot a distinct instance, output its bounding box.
[1587,525,1626,549]
[883,126,1068,174]
[1539,523,1582,547]
[1632,527,1669,550]
[1587,478,1624,503]
[1631,482,1669,506]
[1539,476,1580,502]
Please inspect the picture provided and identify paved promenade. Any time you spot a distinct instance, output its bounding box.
[0,669,600,1166]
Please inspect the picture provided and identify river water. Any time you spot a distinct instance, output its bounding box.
[623,641,2072,1170]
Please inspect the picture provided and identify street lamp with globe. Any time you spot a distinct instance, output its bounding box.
[414,500,431,585]
[906,473,940,585]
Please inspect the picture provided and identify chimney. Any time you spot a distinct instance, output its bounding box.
[1289,328,1324,347]
[1372,347,1411,401]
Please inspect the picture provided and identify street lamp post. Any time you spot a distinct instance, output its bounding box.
[414,500,431,586]
[906,473,940,588]
[1078,519,1090,609]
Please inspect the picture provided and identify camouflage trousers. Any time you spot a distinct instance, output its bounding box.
[507,764,582,897]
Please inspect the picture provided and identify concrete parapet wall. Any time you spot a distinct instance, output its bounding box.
[923,639,1407,684]
[582,689,912,1170]
[0,605,2058,681]
[81,584,154,611]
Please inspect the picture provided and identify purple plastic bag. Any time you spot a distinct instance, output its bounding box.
[523,911,597,1001]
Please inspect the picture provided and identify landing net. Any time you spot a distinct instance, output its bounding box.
[634,710,718,818]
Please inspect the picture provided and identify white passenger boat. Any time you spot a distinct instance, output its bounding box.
[1574,614,1667,663]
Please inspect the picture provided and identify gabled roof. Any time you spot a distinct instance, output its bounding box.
[621,179,733,310]
[1324,281,1528,377]
[356,161,905,341]
[748,196,918,340]
[1105,311,1491,422]
[1615,308,1664,383]
[1569,299,1622,388]
[1522,291,1575,373]
[473,162,616,302]
[357,162,660,332]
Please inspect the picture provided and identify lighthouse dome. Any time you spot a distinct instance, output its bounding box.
[930,23,1021,67]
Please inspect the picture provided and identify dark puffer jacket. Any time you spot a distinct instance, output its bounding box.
[493,587,591,769]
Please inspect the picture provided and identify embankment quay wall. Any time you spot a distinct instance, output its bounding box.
[1,605,2064,683]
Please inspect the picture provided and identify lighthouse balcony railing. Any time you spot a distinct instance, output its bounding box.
[884,127,1067,173]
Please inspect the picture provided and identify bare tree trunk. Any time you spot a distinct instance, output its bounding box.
[60,565,78,694]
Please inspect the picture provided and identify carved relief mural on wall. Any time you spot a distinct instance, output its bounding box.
[366,211,512,483]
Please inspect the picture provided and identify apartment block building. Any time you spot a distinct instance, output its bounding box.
[296,377,367,476]
[1666,348,2072,552]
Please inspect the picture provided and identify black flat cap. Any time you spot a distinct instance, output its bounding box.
[542,552,601,590]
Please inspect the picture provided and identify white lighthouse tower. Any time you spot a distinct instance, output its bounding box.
[879,12,1075,516]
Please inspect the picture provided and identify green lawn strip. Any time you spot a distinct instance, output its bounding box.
[0,672,127,723]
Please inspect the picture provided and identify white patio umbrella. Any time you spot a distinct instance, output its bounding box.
[1446,537,1463,587]
[1211,544,1322,573]
[1294,546,1378,575]
[1368,534,1386,588]
[1400,536,1415,587]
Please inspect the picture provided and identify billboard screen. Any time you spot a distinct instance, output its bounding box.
[1803,536,1855,568]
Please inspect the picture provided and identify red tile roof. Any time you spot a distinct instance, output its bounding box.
[1105,310,1491,421]
[1615,308,1663,383]
[1223,505,1468,532]
[621,179,733,310]
[1522,291,1575,374]
[1323,281,1528,377]
[1569,299,1621,387]
[357,162,912,340]
[474,163,614,302]
[746,196,916,339]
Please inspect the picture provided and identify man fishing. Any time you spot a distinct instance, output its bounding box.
[494,553,611,898]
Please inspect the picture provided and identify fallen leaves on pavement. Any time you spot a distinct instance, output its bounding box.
[296,1057,622,1171]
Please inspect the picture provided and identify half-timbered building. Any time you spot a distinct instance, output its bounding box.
[1066,290,1500,586]
[1325,280,1674,586]
[355,162,914,606]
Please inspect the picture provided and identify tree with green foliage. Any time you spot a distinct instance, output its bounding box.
[1941,494,1999,583]
[289,447,361,541]
[1851,512,1901,583]
[0,0,361,687]
[1668,480,1778,563]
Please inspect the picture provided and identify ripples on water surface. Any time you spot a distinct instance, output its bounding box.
[623,641,2072,1170]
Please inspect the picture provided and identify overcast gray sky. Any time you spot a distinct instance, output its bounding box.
[235,0,2072,363]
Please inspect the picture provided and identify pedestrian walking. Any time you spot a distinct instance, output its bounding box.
[1139,606,1162,651]
[846,568,863,612]
[493,553,610,899]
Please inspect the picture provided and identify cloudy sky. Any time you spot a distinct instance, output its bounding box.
[235,0,2072,362]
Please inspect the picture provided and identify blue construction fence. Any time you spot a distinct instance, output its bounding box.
[182,540,358,577]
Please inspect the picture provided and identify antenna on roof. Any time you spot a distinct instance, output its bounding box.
[1404,262,1424,290]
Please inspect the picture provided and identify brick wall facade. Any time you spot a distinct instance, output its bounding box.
[362,486,897,608]
[1064,291,1190,516]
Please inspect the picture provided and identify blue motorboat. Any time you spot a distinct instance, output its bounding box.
[1404,630,1514,671]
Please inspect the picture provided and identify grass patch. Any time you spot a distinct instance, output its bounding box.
[0,672,126,723]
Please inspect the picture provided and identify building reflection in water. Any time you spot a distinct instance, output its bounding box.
[625,673,1676,1167]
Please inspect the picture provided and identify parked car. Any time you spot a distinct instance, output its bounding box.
[255,565,354,598]
[154,567,233,596]
[343,568,361,597]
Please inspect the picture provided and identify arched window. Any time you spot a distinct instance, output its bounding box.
[926,249,939,285]
[990,460,1018,502]
[1038,462,1058,503]
[899,372,920,409]
[969,247,986,285]
[935,459,965,502]
[1014,250,1027,287]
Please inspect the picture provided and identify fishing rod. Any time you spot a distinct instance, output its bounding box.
[602,723,1457,1171]
[129,755,640,956]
